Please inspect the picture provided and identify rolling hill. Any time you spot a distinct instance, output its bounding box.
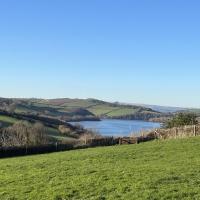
[0,97,168,122]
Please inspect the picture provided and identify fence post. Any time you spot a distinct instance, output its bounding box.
[55,142,58,151]
[119,138,122,145]
[154,130,159,139]
[194,125,196,136]
[175,128,178,139]
[25,144,28,154]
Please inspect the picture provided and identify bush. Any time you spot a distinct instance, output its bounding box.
[58,125,72,135]
[58,125,79,138]
[165,113,198,128]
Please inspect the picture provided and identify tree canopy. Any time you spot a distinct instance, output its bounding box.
[165,113,198,128]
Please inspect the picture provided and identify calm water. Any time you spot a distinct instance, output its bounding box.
[70,119,160,137]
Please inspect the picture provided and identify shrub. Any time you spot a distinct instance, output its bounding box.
[58,125,72,135]
[58,125,79,138]
[165,113,198,128]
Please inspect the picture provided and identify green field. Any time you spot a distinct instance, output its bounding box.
[0,115,19,126]
[106,108,138,117]
[88,104,120,116]
[1,137,200,199]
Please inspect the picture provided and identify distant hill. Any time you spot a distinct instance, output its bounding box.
[129,103,187,113]
[0,97,168,122]
[183,108,200,116]
[0,97,99,122]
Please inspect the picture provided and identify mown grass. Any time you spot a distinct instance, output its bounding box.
[1,137,200,199]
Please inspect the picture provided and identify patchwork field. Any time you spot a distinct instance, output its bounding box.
[0,98,164,121]
[1,137,200,199]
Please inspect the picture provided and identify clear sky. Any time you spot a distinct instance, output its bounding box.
[0,0,200,107]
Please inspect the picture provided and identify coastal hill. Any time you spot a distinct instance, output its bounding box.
[0,97,168,122]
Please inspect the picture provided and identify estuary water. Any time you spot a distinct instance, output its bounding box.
[70,119,160,137]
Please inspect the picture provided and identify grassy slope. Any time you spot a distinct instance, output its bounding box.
[87,104,120,116]
[106,108,139,117]
[38,98,148,117]
[1,137,200,199]
[0,115,18,126]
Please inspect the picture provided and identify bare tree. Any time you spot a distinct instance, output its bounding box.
[0,121,49,147]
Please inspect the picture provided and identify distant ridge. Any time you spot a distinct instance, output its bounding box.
[128,103,187,113]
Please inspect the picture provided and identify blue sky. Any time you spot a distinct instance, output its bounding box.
[0,0,200,107]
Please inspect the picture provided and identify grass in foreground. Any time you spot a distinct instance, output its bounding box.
[1,137,200,200]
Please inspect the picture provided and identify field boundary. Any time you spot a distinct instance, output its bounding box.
[155,125,200,139]
[1,125,200,158]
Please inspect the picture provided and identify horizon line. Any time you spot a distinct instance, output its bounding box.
[0,96,199,109]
